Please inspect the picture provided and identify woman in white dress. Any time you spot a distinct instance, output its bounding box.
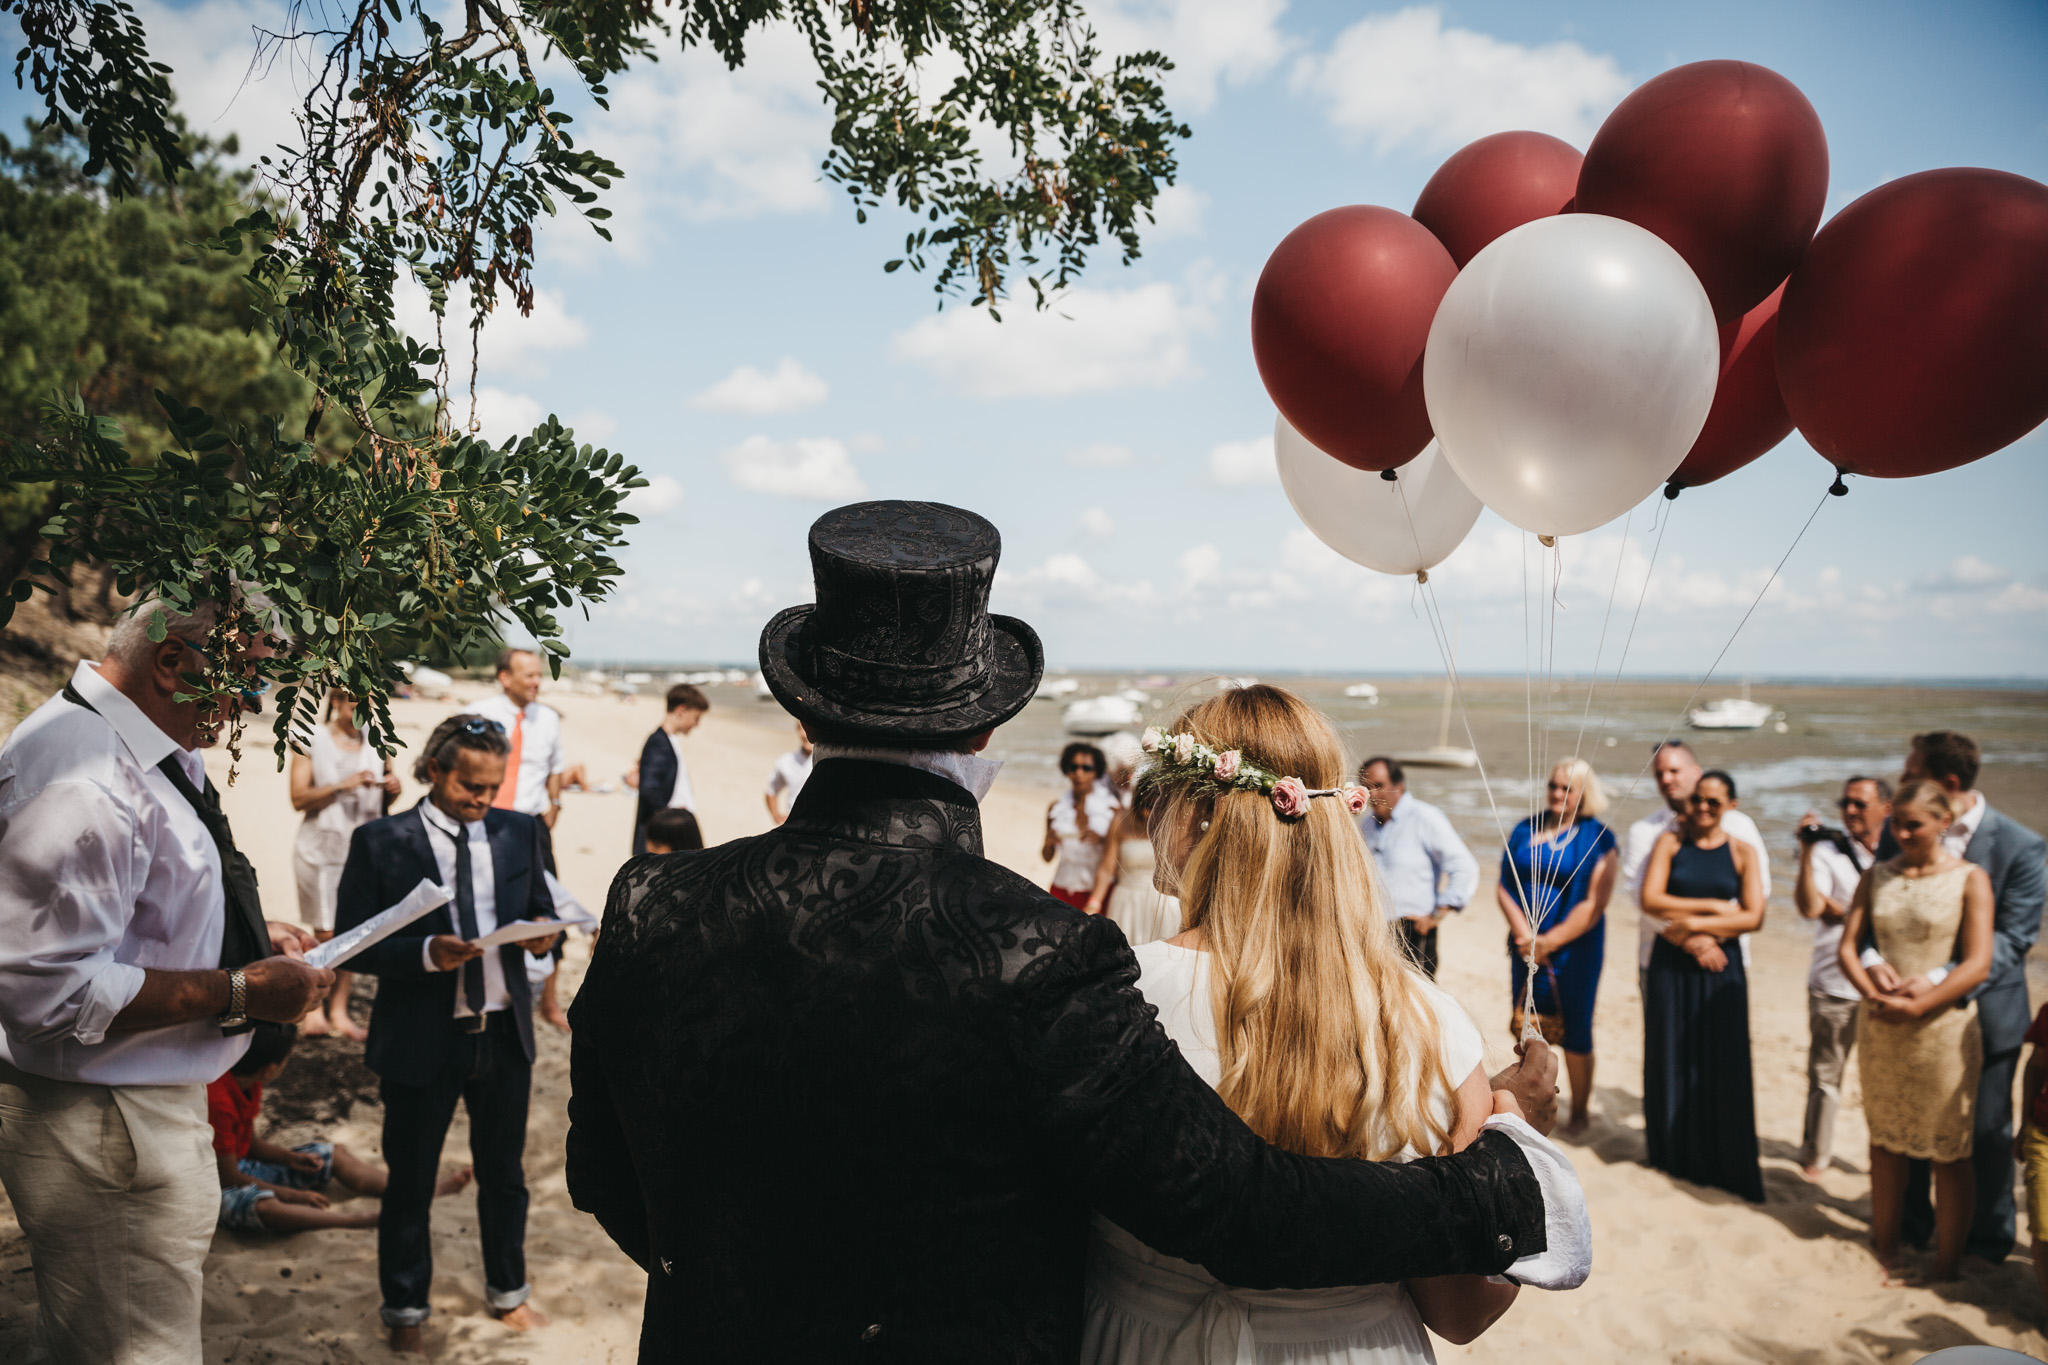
[1043,741,1119,910]
[288,689,398,1039]
[1087,787,1182,947]
[1083,685,1518,1365]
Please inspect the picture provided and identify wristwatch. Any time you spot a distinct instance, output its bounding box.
[219,968,249,1029]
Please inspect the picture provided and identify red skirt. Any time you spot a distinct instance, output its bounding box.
[1049,884,1093,911]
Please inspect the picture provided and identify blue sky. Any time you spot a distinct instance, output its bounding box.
[9,0,2047,677]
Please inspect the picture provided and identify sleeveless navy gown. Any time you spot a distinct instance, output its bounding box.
[1642,840,1765,1203]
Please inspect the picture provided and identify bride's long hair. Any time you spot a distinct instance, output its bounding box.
[1145,684,1454,1161]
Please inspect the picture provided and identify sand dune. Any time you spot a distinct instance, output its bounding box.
[0,685,2040,1362]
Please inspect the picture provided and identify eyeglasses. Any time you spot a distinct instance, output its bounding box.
[1065,763,1097,774]
[1838,797,1870,810]
[1547,781,1574,792]
[456,717,506,736]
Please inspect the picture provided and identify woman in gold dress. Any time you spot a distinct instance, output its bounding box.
[1837,780,1994,1283]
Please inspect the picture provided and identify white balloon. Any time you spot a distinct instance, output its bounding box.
[1424,214,1720,537]
[1275,418,1482,576]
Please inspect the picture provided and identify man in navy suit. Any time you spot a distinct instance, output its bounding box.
[1873,730,2047,1266]
[632,683,708,854]
[334,714,561,1355]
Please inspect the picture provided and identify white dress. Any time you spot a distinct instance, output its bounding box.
[292,725,386,930]
[1082,941,1486,1365]
[1104,838,1181,947]
[1051,787,1122,896]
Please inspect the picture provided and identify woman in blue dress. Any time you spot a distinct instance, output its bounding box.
[1639,769,1769,1202]
[1497,758,1619,1139]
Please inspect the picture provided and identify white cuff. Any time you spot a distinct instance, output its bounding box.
[1481,1114,1592,1291]
[73,962,147,1046]
[1924,963,1950,987]
[422,939,442,973]
[1859,946,1885,969]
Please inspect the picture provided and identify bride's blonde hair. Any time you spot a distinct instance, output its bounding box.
[1145,684,1454,1161]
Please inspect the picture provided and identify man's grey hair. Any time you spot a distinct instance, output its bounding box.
[105,587,280,671]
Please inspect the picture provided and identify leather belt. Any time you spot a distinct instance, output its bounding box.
[458,1012,491,1034]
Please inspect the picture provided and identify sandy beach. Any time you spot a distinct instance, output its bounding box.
[0,676,2042,1363]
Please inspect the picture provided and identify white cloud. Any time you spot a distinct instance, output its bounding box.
[468,386,546,439]
[135,0,303,154]
[1178,542,1222,589]
[1207,435,1277,486]
[628,475,685,517]
[571,411,620,444]
[1292,6,1629,154]
[722,435,867,500]
[999,553,1158,609]
[1917,555,2011,593]
[891,279,1215,398]
[690,358,829,415]
[1089,0,1292,113]
[1080,507,1117,537]
[1146,183,1209,240]
[393,280,590,377]
[1066,443,1137,468]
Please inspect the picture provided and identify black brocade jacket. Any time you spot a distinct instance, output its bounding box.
[566,759,1546,1364]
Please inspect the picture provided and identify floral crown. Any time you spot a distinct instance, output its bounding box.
[1140,728,1369,820]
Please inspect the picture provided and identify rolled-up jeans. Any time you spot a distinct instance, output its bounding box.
[0,1060,218,1364]
[1800,991,1860,1171]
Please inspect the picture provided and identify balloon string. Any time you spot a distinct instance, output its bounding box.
[1531,482,1836,916]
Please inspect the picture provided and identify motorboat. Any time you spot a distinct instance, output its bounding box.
[1688,697,1775,730]
[1343,682,1380,703]
[1063,695,1144,735]
[399,661,454,700]
[1036,677,1081,700]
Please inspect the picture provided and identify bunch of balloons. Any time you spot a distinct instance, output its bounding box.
[1256,59,2048,563]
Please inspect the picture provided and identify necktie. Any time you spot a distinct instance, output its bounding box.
[493,710,524,810]
[453,825,487,1015]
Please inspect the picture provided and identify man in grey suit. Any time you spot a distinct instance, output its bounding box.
[1872,730,2046,1265]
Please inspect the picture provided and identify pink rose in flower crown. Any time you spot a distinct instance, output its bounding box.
[1213,749,1242,782]
[1173,733,1195,764]
[1341,785,1370,816]
[1270,777,1310,818]
[1141,728,1162,754]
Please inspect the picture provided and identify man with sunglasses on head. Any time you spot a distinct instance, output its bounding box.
[0,595,333,1364]
[333,714,563,1355]
[1623,741,1771,985]
[1792,776,1891,1180]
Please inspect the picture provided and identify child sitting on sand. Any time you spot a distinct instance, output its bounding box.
[208,1023,472,1234]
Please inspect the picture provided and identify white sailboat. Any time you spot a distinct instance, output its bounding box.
[1688,680,1774,731]
[1397,635,1477,769]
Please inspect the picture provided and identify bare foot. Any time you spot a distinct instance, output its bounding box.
[541,1006,572,1034]
[1958,1254,2000,1276]
[1876,1254,1914,1287]
[327,1009,368,1042]
[1559,1114,1591,1140]
[493,1303,549,1332]
[1800,1163,1828,1182]
[434,1166,474,1199]
[389,1324,427,1355]
[299,1013,333,1038]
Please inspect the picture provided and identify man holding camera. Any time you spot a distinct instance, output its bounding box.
[1792,776,1891,1181]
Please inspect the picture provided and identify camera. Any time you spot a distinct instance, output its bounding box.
[1798,823,1857,857]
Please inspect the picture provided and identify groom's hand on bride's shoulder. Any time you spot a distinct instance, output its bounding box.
[1488,1038,1560,1136]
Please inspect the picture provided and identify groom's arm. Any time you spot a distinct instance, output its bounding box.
[1015,913,1550,1289]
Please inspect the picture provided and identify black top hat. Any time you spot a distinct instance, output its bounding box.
[758,501,1044,742]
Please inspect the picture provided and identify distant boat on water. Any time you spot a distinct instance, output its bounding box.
[1689,682,1776,731]
[1343,682,1380,703]
[1036,677,1081,700]
[1396,628,1476,769]
[1064,695,1144,735]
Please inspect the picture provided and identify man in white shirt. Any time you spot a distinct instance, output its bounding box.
[1792,775,1889,1180]
[468,649,568,856]
[764,722,814,825]
[1356,757,1479,980]
[0,599,332,1364]
[1624,741,1771,978]
[333,714,561,1354]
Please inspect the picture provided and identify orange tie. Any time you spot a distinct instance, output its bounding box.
[493,710,524,810]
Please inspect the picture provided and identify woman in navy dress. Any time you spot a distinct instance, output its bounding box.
[1639,769,1768,1202]
[1497,758,1619,1138]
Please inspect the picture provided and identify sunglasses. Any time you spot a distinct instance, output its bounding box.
[1065,763,1098,774]
[1838,797,1873,810]
[457,717,506,736]
[1687,794,1726,808]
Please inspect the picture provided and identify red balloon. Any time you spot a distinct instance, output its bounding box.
[1251,207,1456,472]
[1668,283,1794,490]
[1776,168,2048,478]
[1577,60,1828,325]
[1413,131,1583,268]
